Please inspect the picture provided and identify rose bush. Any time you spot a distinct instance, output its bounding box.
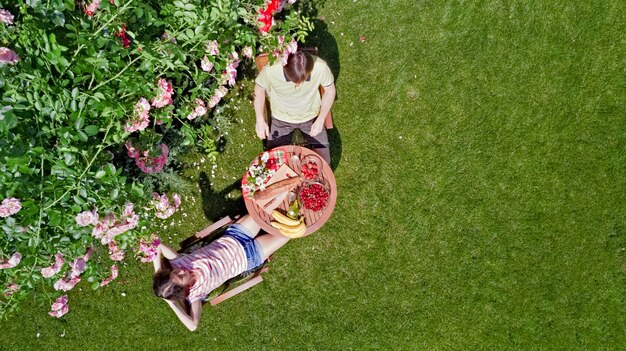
[0,0,312,318]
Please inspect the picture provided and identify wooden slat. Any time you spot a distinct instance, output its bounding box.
[179,216,233,250]
[209,276,264,305]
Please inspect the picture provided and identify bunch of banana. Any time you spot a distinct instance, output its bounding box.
[271,210,306,238]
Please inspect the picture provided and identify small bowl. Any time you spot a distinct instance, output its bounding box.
[299,154,323,181]
[298,180,330,212]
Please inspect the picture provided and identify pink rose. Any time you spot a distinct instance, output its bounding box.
[125,139,140,159]
[0,197,21,217]
[100,265,119,286]
[242,46,254,59]
[51,295,68,311]
[5,282,19,296]
[75,210,98,227]
[41,253,65,278]
[135,144,168,173]
[92,221,109,239]
[207,95,221,108]
[84,246,94,261]
[0,9,14,25]
[109,242,125,261]
[286,38,298,54]
[0,252,22,269]
[224,63,238,86]
[125,98,151,133]
[200,56,213,72]
[49,304,69,318]
[49,295,69,318]
[206,40,219,56]
[137,234,160,263]
[68,257,87,278]
[83,0,100,17]
[53,276,80,292]
[172,193,181,208]
[216,86,228,99]
[151,79,173,108]
[123,202,135,218]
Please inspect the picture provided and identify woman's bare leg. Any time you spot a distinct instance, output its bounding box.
[255,234,290,261]
[235,214,261,238]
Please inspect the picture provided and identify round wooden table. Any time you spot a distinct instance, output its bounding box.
[243,145,337,237]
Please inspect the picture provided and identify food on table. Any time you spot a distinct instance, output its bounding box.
[272,209,302,227]
[286,198,300,220]
[299,183,329,212]
[270,219,306,238]
[253,177,300,201]
[300,160,319,180]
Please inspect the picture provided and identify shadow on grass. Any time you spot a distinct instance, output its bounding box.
[197,172,246,222]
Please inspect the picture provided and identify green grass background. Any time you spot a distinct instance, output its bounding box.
[2,1,626,349]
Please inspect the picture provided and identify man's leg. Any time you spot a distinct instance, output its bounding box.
[299,119,331,164]
[267,118,296,149]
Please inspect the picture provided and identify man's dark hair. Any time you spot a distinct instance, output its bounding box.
[283,51,314,84]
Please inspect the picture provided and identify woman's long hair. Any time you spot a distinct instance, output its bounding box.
[153,268,186,301]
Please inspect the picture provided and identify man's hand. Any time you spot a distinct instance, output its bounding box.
[310,119,325,137]
[256,120,270,139]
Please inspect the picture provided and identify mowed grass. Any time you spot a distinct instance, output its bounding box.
[1,1,625,349]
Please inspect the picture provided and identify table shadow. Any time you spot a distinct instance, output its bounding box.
[197,172,246,222]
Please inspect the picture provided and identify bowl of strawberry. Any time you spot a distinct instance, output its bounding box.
[298,181,330,212]
[300,154,322,181]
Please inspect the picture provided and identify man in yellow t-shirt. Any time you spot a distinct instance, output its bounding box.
[254,51,336,163]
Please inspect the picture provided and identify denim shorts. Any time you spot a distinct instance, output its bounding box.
[224,223,264,271]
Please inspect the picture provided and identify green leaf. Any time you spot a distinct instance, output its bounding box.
[49,211,62,226]
[105,163,116,176]
[84,125,99,136]
[73,195,85,205]
[51,11,65,27]
[63,153,75,166]
[95,170,106,179]
[74,117,84,130]
[110,188,119,200]
[185,28,195,39]
[134,7,143,18]
[77,130,88,141]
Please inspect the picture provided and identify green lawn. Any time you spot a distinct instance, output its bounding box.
[2,1,625,349]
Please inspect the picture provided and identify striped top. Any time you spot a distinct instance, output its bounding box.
[170,236,247,303]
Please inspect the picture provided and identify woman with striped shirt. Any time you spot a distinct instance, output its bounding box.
[152,215,289,331]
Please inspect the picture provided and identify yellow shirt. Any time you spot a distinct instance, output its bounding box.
[255,56,334,123]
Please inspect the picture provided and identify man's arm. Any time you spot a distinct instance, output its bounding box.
[254,84,270,139]
[310,83,336,136]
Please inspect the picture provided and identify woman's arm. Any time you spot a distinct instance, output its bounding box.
[153,243,180,272]
[159,243,181,260]
[153,246,163,272]
[165,299,203,332]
